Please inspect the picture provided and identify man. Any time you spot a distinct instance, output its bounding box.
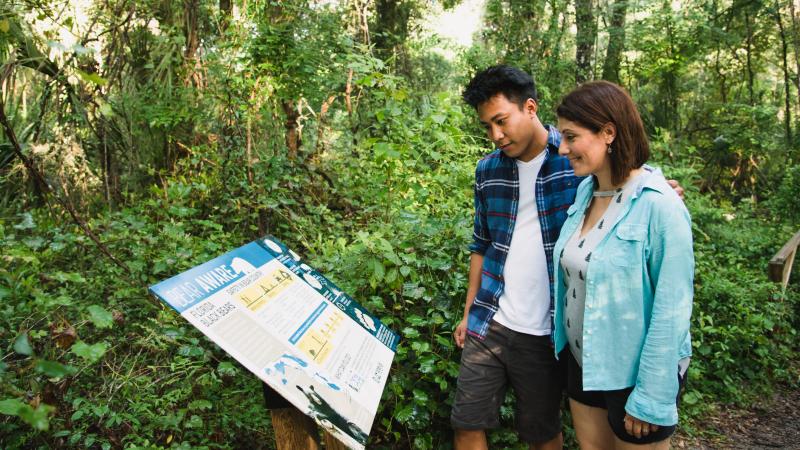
[451,65,576,450]
[451,66,684,450]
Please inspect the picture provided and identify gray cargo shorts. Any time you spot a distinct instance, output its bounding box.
[450,320,564,444]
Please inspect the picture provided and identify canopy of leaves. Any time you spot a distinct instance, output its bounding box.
[0,0,798,448]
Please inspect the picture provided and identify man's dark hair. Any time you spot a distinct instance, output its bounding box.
[462,65,538,109]
[556,80,650,186]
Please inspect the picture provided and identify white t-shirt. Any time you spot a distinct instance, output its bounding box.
[493,151,551,335]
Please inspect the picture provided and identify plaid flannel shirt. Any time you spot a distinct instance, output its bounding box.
[467,125,584,339]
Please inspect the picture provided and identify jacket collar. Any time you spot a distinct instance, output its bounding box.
[631,165,668,198]
[570,164,667,214]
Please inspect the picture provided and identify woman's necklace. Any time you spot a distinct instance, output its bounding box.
[592,188,621,198]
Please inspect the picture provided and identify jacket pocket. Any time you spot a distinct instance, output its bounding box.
[610,224,647,267]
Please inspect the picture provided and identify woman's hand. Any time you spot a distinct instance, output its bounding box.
[623,413,660,438]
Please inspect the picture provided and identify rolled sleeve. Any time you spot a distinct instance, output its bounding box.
[625,197,694,426]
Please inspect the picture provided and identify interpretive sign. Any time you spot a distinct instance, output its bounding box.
[149,236,399,450]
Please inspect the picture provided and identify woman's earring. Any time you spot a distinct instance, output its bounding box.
[607,144,613,154]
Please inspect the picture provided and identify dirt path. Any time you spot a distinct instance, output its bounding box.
[673,385,800,449]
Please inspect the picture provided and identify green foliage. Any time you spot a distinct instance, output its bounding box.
[1,0,798,448]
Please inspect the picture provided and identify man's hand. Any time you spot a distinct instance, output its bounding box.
[623,413,660,439]
[667,179,685,200]
[454,317,468,349]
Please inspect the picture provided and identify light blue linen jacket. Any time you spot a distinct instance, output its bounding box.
[553,166,694,426]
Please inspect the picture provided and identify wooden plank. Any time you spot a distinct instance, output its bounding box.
[322,432,350,450]
[271,407,320,450]
[769,229,800,289]
[270,406,352,450]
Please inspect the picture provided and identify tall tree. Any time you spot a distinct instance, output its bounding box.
[787,0,800,113]
[602,0,628,83]
[373,0,416,68]
[775,0,792,143]
[575,0,597,82]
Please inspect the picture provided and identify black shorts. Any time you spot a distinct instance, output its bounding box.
[566,349,686,444]
[450,321,565,444]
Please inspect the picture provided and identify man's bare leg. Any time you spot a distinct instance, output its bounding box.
[454,429,488,450]
[530,431,563,450]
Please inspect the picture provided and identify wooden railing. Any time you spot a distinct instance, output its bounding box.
[769,230,800,290]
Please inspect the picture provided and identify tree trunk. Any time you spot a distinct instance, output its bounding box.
[744,11,755,105]
[508,0,543,63]
[219,0,232,31]
[183,0,202,87]
[350,0,371,46]
[602,0,628,83]
[788,0,800,114]
[544,0,565,59]
[575,0,596,83]
[715,48,727,103]
[776,1,792,143]
[373,0,414,70]
[264,1,302,158]
[282,100,301,159]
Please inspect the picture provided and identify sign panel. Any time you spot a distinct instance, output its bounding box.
[150,236,399,449]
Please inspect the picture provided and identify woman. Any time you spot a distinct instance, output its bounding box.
[552,81,693,449]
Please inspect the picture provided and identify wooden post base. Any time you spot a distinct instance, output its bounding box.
[322,431,349,450]
[271,408,320,450]
[270,406,351,449]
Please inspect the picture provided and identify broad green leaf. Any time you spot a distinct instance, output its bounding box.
[405,315,426,327]
[217,362,237,376]
[178,345,204,357]
[13,334,33,356]
[36,360,77,378]
[418,355,436,374]
[682,391,700,405]
[0,398,25,415]
[410,341,430,353]
[23,237,44,249]
[52,272,86,283]
[99,103,114,117]
[188,400,212,411]
[71,341,108,363]
[75,69,108,86]
[401,327,420,339]
[394,403,414,423]
[185,414,203,428]
[370,258,385,281]
[14,213,35,230]
[412,389,429,403]
[87,305,113,329]
[0,19,10,33]
[18,403,55,431]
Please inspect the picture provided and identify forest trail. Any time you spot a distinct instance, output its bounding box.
[674,385,800,449]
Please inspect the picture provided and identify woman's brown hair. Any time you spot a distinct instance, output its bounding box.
[556,81,649,186]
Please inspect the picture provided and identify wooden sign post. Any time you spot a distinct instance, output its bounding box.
[271,407,349,450]
[265,384,349,450]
